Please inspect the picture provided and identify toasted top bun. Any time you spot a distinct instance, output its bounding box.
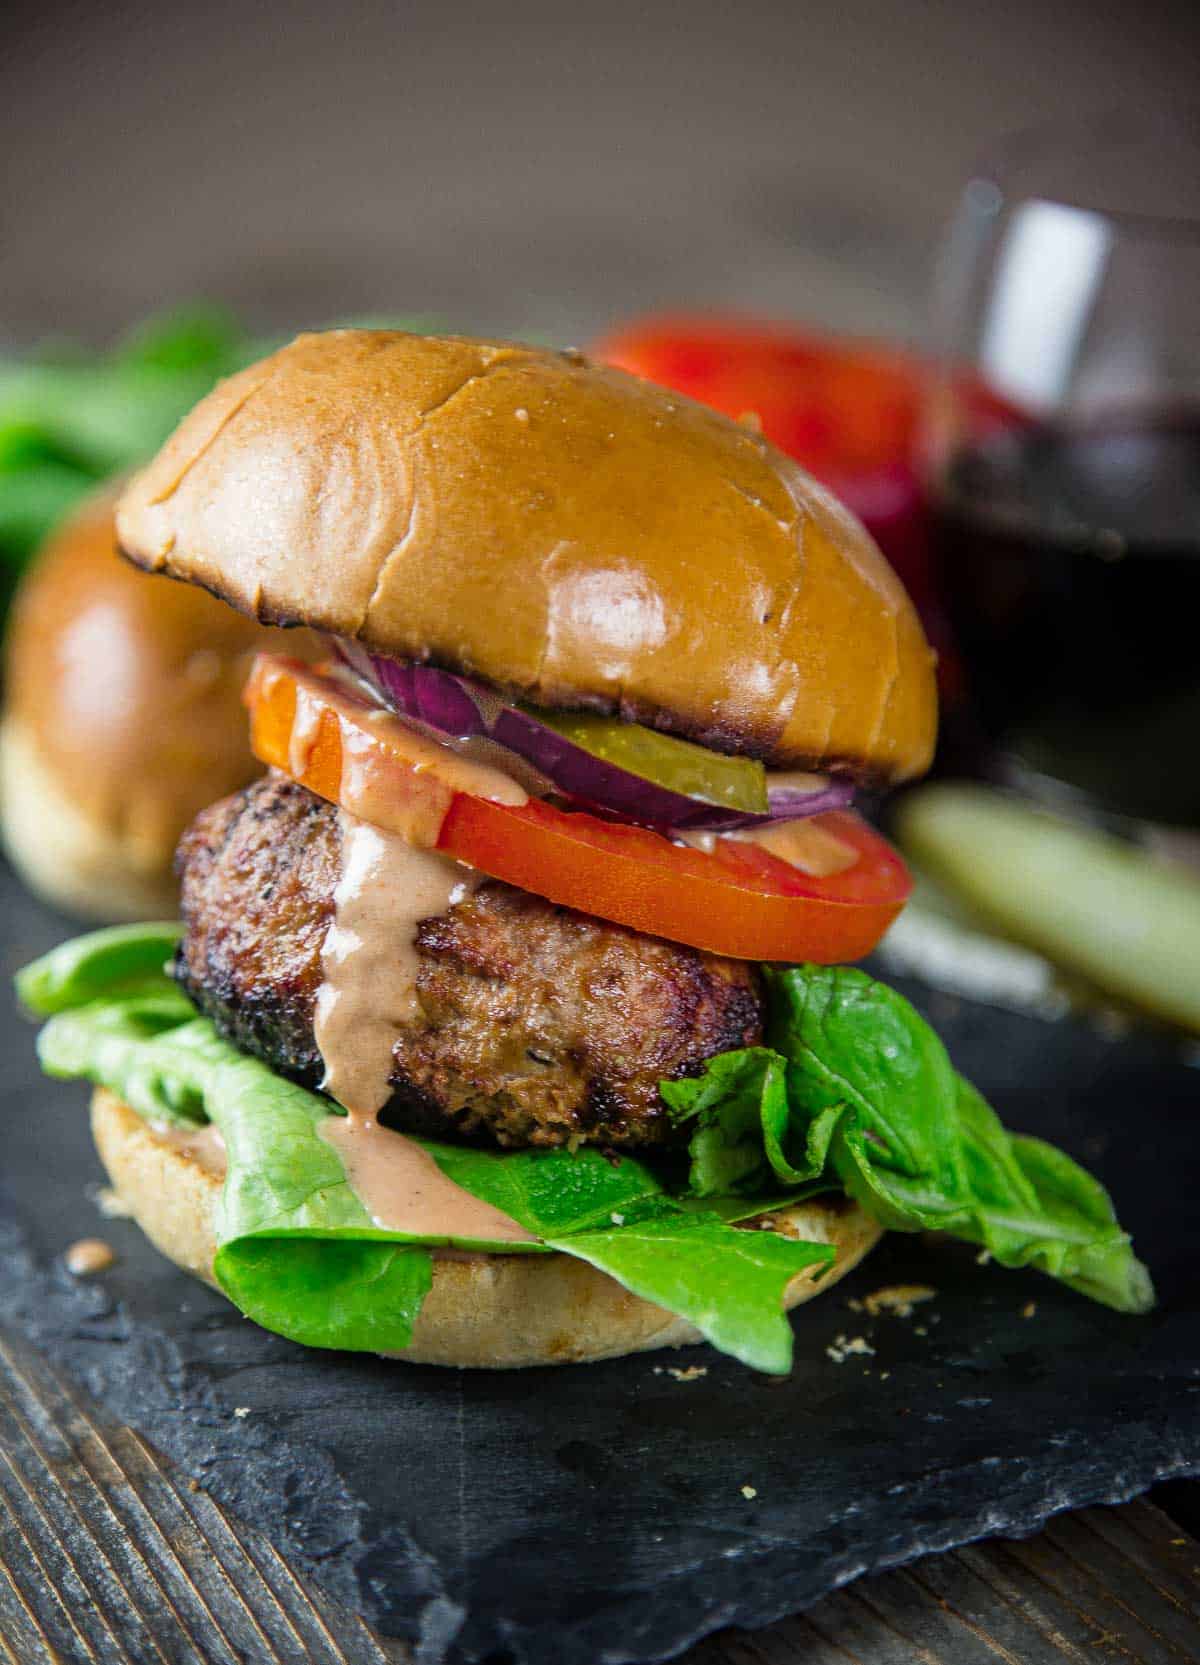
[2,484,316,919]
[117,330,937,781]
[92,1088,882,1369]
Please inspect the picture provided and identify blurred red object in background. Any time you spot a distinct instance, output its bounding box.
[592,313,922,485]
[590,313,956,697]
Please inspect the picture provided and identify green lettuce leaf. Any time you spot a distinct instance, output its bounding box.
[541,1210,827,1377]
[18,923,183,1015]
[20,925,1152,1367]
[22,927,831,1371]
[762,965,1154,1314]
[217,1240,434,1355]
[38,1001,214,1127]
[660,1046,833,1198]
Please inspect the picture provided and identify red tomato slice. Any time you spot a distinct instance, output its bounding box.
[244,656,911,963]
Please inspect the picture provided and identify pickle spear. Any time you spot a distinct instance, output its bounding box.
[528,710,769,814]
[896,783,1200,1033]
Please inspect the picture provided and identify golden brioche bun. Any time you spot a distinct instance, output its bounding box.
[91,1089,882,1369]
[117,330,937,782]
[2,485,316,919]
[0,717,181,919]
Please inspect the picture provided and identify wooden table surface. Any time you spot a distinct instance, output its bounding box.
[2,1322,1197,1664]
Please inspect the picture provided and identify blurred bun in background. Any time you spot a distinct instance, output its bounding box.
[1,483,316,920]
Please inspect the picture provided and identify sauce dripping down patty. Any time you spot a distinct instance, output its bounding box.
[313,808,535,1245]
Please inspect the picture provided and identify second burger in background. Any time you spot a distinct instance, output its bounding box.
[1,483,316,919]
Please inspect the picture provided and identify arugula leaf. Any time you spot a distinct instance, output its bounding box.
[765,965,1153,1313]
[662,1047,788,1194]
[954,1083,1155,1312]
[767,964,965,1190]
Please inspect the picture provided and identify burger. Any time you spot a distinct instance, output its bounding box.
[17,331,1151,1373]
[1,481,316,920]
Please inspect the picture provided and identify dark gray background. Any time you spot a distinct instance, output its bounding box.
[4,0,1199,349]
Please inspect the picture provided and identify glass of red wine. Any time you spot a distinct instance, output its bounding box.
[926,113,1200,838]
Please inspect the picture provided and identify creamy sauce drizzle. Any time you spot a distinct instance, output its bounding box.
[315,812,480,1116]
[271,658,528,849]
[312,808,535,1244]
[319,1115,535,1243]
[676,816,858,877]
[151,1120,228,1178]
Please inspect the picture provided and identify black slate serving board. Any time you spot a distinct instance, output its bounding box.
[2,864,1198,1665]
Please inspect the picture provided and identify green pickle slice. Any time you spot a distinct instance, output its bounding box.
[527,710,768,813]
[896,783,1200,1033]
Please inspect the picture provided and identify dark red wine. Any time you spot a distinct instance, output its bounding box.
[933,412,1200,827]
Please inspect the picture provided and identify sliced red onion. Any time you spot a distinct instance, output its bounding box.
[758,781,856,821]
[330,639,852,829]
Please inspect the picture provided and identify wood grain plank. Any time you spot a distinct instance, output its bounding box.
[0,1340,233,1663]
[1076,1504,1200,1616]
[855,1562,1041,1663]
[992,1531,1180,1661]
[1,1320,1197,1665]
[0,1437,139,1663]
[904,1543,1093,1664]
[0,1326,410,1665]
[0,1464,95,1664]
[1041,1510,1200,1659]
[682,1499,1200,1664]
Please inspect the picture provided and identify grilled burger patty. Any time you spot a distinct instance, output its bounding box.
[174,774,764,1149]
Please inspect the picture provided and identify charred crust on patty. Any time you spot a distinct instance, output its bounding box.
[174,775,765,1150]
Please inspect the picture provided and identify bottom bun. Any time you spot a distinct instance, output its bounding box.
[1,719,180,921]
[92,1088,882,1369]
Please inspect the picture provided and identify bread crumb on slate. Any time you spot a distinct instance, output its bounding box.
[1022,1301,1037,1319]
[741,1484,758,1500]
[653,1365,708,1382]
[976,1249,992,1266]
[64,1239,115,1276]
[861,1284,937,1319]
[826,1334,875,1364]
